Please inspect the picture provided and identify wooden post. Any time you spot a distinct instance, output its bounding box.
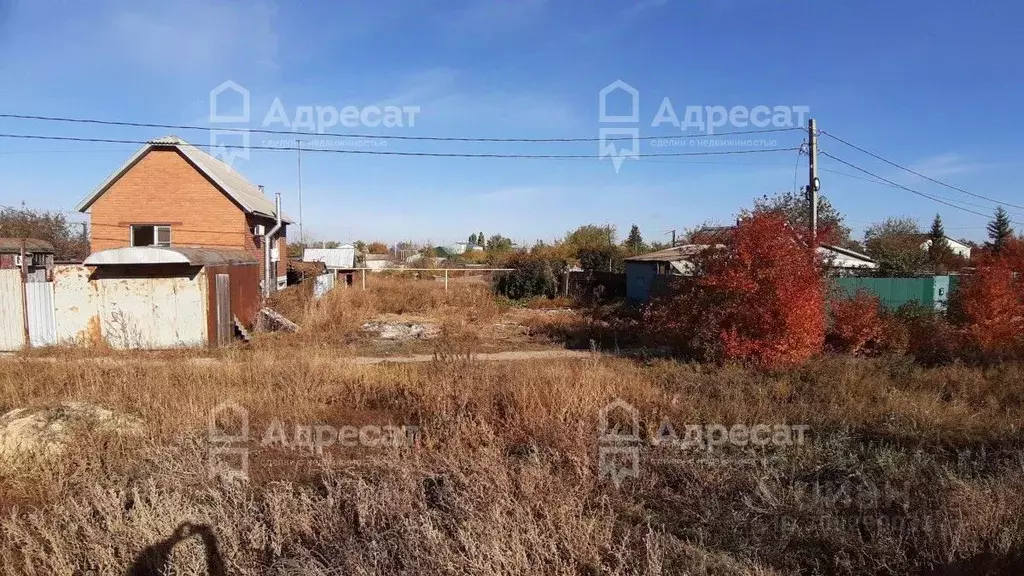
[19,239,30,347]
[444,269,449,291]
[361,268,366,290]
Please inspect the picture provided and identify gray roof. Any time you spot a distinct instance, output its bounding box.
[303,246,356,269]
[0,238,55,254]
[75,135,293,223]
[624,244,718,262]
[83,246,257,266]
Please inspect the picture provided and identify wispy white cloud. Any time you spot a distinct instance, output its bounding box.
[908,152,989,177]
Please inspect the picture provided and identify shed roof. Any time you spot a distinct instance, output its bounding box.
[0,238,55,254]
[75,135,293,223]
[624,244,718,263]
[303,246,356,269]
[83,247,257,266]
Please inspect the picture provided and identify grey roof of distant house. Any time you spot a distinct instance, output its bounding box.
[0,238,55,254]
[624,244,718,262]
[75,135,293,223]
[303,246,356,269]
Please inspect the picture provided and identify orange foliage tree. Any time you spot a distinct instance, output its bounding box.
[648,212,825,368]
[950,239,1024,358]
[827,290,884,355]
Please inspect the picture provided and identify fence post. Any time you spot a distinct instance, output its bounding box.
[444,269,449,291]
[19,239,29,348]
[361,268,366,290]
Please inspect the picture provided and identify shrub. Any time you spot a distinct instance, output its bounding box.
[648,212,825,368]
[827,290,884,355]
[949,240,1024,361]
[492,252,566,300]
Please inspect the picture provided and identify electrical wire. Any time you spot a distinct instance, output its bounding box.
[820,150,1018,223]
[0,112,803,143]
[820,130,1024,210]
[0,133,800,159]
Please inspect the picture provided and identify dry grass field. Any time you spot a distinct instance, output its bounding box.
[1,278,1022,575]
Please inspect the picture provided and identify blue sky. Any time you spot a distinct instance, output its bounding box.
[1,0,1022,246]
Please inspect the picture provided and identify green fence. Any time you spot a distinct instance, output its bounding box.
[833,276,955,310]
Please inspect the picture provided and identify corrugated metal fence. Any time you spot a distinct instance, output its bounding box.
[0,270,25,351]
[313,272,336,299]
[833,276,953,310]
[25,281,56,347]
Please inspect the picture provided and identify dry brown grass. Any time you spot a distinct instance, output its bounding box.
[0,346,1022,574]
[2,282,1023,574]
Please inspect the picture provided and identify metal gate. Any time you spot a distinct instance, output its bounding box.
[25,281,57,347]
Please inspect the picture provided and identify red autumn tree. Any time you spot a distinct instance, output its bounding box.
[827,290,884,355]
[648,212,825,368]
[950,238,1024,358]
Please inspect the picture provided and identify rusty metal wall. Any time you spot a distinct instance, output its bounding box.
[0,269,25,351]
[97,268,208,349]
[52,264,208,349]
[53,265,100,344]
[25,281,56,347]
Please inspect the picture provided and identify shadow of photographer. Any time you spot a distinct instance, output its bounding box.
[126,522,226,576]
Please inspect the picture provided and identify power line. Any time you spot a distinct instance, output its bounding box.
[820,130,1024,210]
[0,112,802,143]
[822,164,1024,218]
[0,133,800,160]
[820,150,1013,222]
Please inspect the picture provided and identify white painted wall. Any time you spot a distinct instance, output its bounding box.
[51,264,209,349]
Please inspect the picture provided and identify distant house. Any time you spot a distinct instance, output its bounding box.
[0,238,55,282]
[303,245,357,284]
[363,253,394,271]
[624,244,717,301]
[917,236,972,259]
[74,135,293,291]
[303,245,355,269]
[624,242,876,302]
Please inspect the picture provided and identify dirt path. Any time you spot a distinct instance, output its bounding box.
[1,349,596,365]
[346,349,594,364]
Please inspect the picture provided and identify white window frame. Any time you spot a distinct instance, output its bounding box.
[131,224,172,247]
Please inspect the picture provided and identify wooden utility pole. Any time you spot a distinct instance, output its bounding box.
[19,239,29,346]
[807,118,819,244]
[671,230,676,247]
[296,139,304,244]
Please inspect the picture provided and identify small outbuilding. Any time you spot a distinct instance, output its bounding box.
[68,247,260,348]
[0,238,55,282]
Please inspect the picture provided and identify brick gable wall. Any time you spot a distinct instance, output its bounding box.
[87,148,286,282]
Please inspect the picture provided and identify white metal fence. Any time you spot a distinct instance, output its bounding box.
[0,270,25,351]
[25,281,56,347]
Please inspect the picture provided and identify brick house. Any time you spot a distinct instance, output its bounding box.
[75,135,292,289]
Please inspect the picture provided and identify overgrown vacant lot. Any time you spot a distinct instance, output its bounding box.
[1,349,1023,574]
[1,279,1023,575]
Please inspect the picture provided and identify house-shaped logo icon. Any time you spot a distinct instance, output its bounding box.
[599,80,639,123]
[209,80,250,123]
[208,400,249,444]
[598,398,640,443]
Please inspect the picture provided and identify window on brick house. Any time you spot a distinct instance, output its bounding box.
[131,225,171,247]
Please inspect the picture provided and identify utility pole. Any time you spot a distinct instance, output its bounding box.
[296,139,304,244]
[807,118,819,245]
[670,229,676,247]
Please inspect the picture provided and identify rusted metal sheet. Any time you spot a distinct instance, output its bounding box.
[96,268,208,349]
[0,269,26,351]
[52,264,100,345]
[25,281,56,347]
[215,274,231,347]
[205,264,260,345]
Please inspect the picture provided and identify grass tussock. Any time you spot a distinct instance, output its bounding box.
[1,344,1023,574]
